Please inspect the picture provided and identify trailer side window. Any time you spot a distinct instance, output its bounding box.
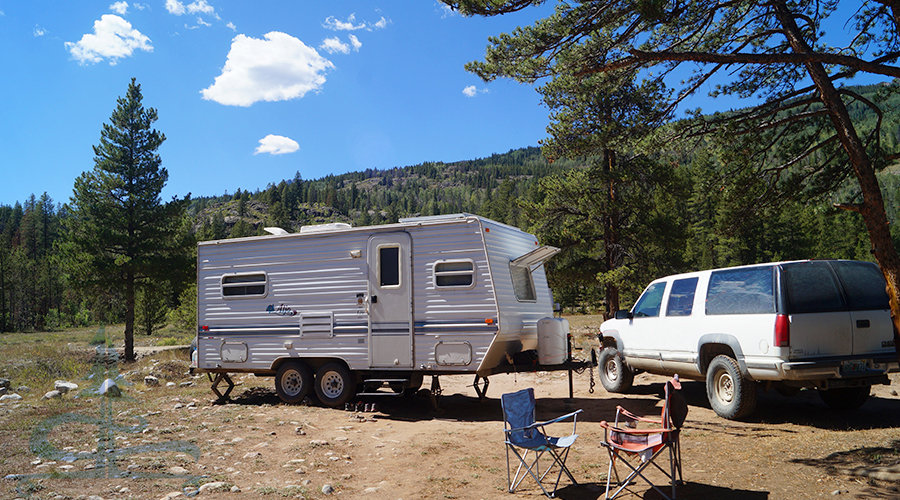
[222,273,267,297]
[379,245,401,287]
[510,264,536,302]
[434,260,475,288]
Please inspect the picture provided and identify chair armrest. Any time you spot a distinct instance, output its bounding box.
[616,407,662,425]
[534,409,582,428]
[599,421,672,435]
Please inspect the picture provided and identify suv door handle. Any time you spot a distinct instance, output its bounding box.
[857,319,870,328]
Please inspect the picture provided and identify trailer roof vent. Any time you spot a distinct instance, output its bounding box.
[263,227,289,235]
[300,223,352,234]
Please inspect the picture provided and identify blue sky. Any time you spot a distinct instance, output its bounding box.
[1,2,890,208]
[0,1,557,206]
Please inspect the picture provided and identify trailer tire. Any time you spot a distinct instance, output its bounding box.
[315,362,354,408]
[275,361,312,404]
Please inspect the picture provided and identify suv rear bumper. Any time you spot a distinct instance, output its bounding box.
[778,354,898,382]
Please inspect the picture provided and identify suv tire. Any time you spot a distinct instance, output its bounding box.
[818,386,870,409]
[599,347,634,393]
[706,355,757,420]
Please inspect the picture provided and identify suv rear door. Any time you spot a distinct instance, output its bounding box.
[781,261,852,359]
[829,261,893,356]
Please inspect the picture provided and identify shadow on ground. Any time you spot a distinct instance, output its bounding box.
[538,481,769,500]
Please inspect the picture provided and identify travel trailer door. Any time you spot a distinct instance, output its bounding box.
[367,232,413,368]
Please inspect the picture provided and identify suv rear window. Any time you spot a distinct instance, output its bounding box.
[782,262,845,314]
[706,266,774,315]
[830,261,889,311]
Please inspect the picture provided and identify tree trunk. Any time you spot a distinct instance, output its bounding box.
[125,272,135,362]
[775,0,900,361]
[603,148,621,317]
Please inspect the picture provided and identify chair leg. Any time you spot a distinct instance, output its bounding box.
[507,446,555,498]
[605,447,675,500]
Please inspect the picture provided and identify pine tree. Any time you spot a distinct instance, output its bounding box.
[60,78,191,361]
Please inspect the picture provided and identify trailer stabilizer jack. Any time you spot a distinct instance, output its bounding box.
[211,372,235,401]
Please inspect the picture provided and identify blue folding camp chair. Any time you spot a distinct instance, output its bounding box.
[599,375,688,500]
[501,387,582,498]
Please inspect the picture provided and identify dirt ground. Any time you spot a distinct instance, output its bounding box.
[4,363,900,500]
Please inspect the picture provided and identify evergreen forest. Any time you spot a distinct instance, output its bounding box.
[3,82,900,334]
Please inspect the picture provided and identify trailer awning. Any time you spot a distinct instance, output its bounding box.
[510,245,560,268]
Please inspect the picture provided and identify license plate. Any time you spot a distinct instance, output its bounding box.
[841,360,866,374]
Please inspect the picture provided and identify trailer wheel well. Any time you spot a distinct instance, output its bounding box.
[271,357,349,375]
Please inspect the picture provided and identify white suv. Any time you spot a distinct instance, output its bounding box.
[598,260,899,419]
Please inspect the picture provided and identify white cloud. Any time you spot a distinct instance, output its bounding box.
[167,0,215,15]
[187,0,214,15]
[323,14,365,31]
[226,21,236,30]
[132,3,149,11]
[201,32,335,107]
[165,0,185,15]
[463,85,477,97]
[320,36,349,54]
[349,34,362,51]
[65,15,152,65]
[437,2,456,18]
[254,135,300,155]
[323,14,388,31]
[110,1,128,14]
[34,26,47,37]
[196,16,211,27]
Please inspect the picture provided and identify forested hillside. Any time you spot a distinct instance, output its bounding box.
[2,84,900,333]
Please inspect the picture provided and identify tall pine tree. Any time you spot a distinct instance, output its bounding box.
[61,78,191,361]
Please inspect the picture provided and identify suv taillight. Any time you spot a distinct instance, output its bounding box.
[774,314,790,347]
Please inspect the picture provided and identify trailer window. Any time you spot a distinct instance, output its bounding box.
[379,246,401,287]
[434,260,475,288]
[222,273,267,297]
[510,264,536,302]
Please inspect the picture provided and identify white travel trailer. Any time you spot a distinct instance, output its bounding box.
[194,214,577,407]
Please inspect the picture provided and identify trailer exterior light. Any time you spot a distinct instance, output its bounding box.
[485,318,494,324]
[200,325,210,332]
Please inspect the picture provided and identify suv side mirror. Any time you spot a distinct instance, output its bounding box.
[614,309,633,320]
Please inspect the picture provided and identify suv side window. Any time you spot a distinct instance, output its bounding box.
[633,282,667,318]
[707,266,775,315]
[782,262,845,313]
[830,261,889,311]
[666,277,699,317]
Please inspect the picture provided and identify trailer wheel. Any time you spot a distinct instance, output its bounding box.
[315,362,354,408]
[275,361,312,404]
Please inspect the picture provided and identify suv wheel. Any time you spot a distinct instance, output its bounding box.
[598,347,634,393]
[706,355,757,420]
[818,386,870,409]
